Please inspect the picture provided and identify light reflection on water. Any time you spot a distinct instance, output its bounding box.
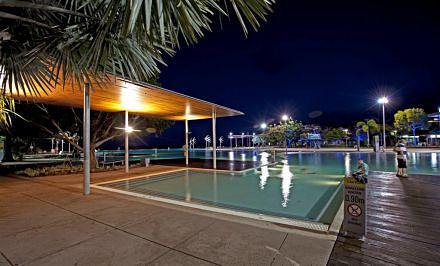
[280,160,293,207]
[259,152,270,189]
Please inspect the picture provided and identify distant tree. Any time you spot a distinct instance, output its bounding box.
[261,119,302,147]
[11,103,173,168]
[394,108,428,145]
[326,128,345,141]
[356,119,379,147]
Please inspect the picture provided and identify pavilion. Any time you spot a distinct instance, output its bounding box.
[5,75,243,195]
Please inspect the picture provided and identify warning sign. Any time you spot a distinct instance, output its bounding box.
[347,204,362,217]
[343,176,367,239]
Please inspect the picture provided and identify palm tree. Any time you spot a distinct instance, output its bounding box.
[0,95,19,162]
[0,0,273,95]
[356,119,379,147]
[0,96,15,129]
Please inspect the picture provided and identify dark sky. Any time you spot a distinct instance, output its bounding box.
[144,0,440,148]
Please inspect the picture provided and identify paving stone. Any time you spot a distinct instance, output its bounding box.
[177,220,286,265]
[124,209,215,247]
[150,251,215,266]
[0,216,110,265]
[30,229,169,266]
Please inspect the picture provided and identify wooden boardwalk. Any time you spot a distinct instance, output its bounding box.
[328,172,440,265]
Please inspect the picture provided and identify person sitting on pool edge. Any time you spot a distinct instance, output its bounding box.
[351,159,369,184]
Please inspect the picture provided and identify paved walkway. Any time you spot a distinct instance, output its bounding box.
[328,172,440,265]
[0,166,337,265]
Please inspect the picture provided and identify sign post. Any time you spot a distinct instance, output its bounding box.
[343,176,367,239]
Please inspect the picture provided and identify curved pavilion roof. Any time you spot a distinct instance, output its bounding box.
[5,76,243,121]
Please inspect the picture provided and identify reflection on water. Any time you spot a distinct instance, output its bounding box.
[280,160,293,207]
[344,153,351,176]
[185,170,191,201]
[259,152,270,189]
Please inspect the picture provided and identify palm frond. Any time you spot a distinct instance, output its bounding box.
[0,0,274,96]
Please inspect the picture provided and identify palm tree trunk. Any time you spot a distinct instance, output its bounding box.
[357,136,360,151]
[367,130,370,147]
[2,132,14,162]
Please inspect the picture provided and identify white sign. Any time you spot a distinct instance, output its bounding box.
[343,176,367,239]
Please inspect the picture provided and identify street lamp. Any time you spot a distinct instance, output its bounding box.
[343,129,348,148]
[378,97,389,150]
[281,114,289,153]
[260,123,267,130]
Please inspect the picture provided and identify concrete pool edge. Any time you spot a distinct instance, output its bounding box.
[91,183,331,233]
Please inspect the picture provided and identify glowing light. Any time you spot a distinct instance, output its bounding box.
[281,114,289,121]
[241,153,246,161]
[228,151,234,161]
[125,126,134,133]
[260,123,267,129]
[378,97,389,104]
[114,126,140,133]
[121,83,143,111]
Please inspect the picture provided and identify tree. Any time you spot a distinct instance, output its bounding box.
[0,0,273,95]
[355,119,379,147]
[394,108,428,145]
[261,119,302,147]
[0,96,22,162]
[326,128,345,141]
[11,103,173,168]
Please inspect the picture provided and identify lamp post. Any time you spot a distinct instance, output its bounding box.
[281,114,289,154]
[229,132,233,150]
[260,123,267,147]
[378,97,389,151]
[343,129,348,148]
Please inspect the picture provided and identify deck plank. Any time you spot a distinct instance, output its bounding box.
[328,172,440,265]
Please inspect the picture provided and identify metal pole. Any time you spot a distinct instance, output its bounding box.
[125,110,129,173]
[382,104,386,150]
[83,82,91,195]
[212,108,217,169]
[185,119,189,166]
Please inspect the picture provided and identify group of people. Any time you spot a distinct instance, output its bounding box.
[350,139,409,182]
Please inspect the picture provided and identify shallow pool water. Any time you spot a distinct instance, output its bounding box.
[103,158,344,224]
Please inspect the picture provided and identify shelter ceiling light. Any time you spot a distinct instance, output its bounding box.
[115,126,140,133]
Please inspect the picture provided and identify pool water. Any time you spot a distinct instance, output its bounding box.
[97,149,440,175]
[102,158,344,225]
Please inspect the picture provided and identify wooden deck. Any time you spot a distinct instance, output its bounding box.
[328,172,440,265]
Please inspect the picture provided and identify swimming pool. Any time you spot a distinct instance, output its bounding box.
[97,148,440,175]
[98,158,344,227]
[95,151,439,230]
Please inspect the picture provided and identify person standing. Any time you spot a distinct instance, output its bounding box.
[394,140,408,177]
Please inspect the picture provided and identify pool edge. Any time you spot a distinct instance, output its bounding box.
[91,183,332,233]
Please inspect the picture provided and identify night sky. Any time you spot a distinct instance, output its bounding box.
[144,0,440,148]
